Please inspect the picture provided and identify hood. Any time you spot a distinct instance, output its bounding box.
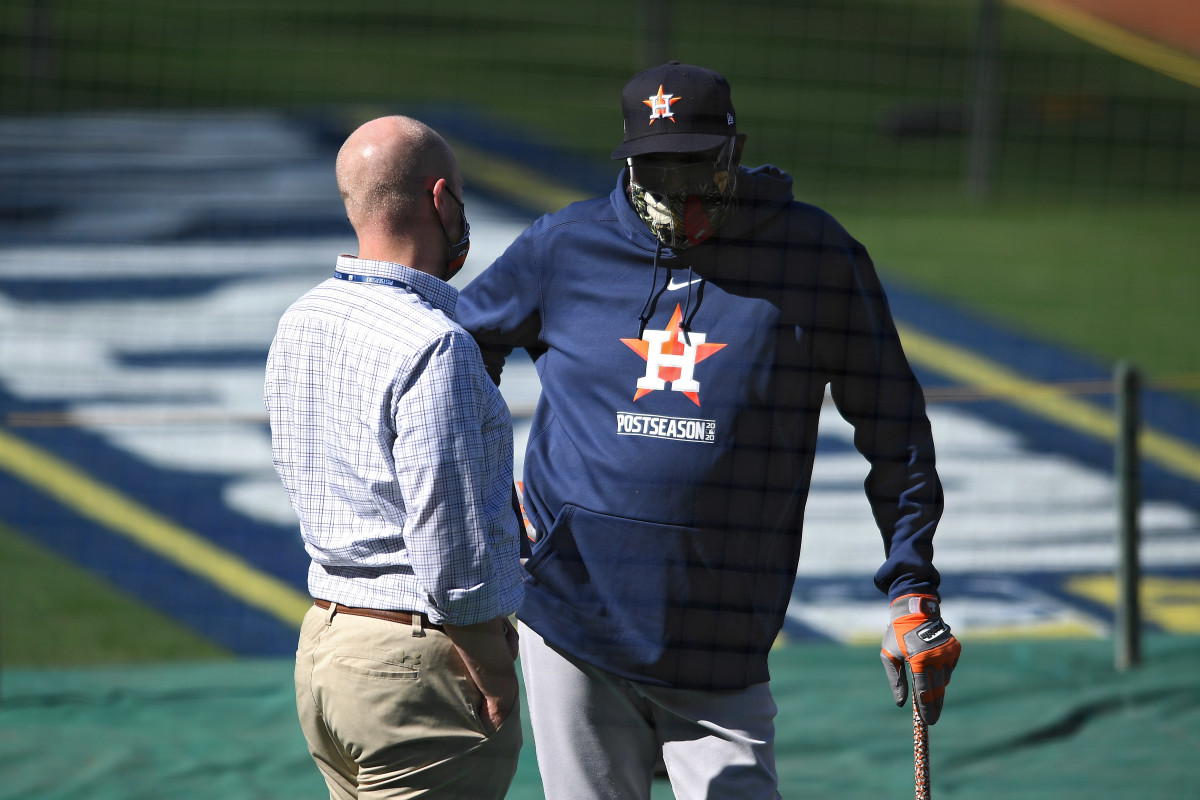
[611,163,796,253]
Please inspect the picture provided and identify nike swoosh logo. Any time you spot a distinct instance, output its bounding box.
[666,277,704,291]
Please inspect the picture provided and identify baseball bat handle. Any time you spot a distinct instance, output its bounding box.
[914,701,931,799]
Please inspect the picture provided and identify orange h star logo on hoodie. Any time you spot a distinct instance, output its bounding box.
[621,304,726,406]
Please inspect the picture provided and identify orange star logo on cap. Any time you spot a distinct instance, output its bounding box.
[643,85,681,124]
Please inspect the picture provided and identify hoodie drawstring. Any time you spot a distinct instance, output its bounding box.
[680,264,702,345]
[637,240,666,338]
[637,243,706,343]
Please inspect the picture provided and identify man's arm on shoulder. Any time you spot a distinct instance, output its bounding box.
[457,228,544,385]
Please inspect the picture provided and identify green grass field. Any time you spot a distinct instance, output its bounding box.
[0,523,229,666]
[1,0,1197,666]
[846,197,1200,387]
[4,0,1195,385]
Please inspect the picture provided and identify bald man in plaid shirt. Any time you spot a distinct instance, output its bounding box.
[265,116,523,800]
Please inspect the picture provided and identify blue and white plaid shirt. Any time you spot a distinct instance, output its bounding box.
[265,254,523,625]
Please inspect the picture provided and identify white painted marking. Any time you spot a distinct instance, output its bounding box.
[2,113,1196,643]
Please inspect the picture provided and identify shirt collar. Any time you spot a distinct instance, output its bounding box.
[334,254,458,317]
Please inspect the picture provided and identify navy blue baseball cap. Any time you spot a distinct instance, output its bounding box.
[611,61,737,159]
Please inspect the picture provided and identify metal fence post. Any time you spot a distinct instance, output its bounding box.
[966,0,1001,201]
[637,0,671,69]
[1115,361,1141,671]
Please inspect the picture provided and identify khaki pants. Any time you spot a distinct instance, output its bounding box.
[295,603,522,799]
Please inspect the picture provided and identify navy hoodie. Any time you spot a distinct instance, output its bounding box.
[458,165,942,690]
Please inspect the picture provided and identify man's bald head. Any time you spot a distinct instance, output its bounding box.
[336,116,458,235]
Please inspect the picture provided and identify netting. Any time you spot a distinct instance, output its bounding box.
[0,0,1198,666]
[3,0,1198,204]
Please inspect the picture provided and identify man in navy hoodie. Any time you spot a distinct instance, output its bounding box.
[459,62,961,799]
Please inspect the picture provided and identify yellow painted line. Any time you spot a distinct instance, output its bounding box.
[897,323,1200,484]
[446,137,592,215]
[840,619,1100,644]
[1008,0,1200,89]
[956,621,1102,640]
[1066,574,1200,633]
[0,141,581,633]
[0,426,310,628]
[3,134,1198,644]
[449,137,1200,488]
[455,141,1200,484]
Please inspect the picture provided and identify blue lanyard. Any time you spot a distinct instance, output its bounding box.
[333,270,413,292]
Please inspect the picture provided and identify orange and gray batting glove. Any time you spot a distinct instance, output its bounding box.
[880,594,961,725]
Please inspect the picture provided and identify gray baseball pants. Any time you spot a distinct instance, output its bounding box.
[519,623,781,800]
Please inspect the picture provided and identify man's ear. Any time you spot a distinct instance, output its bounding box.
[429,177,450,224]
